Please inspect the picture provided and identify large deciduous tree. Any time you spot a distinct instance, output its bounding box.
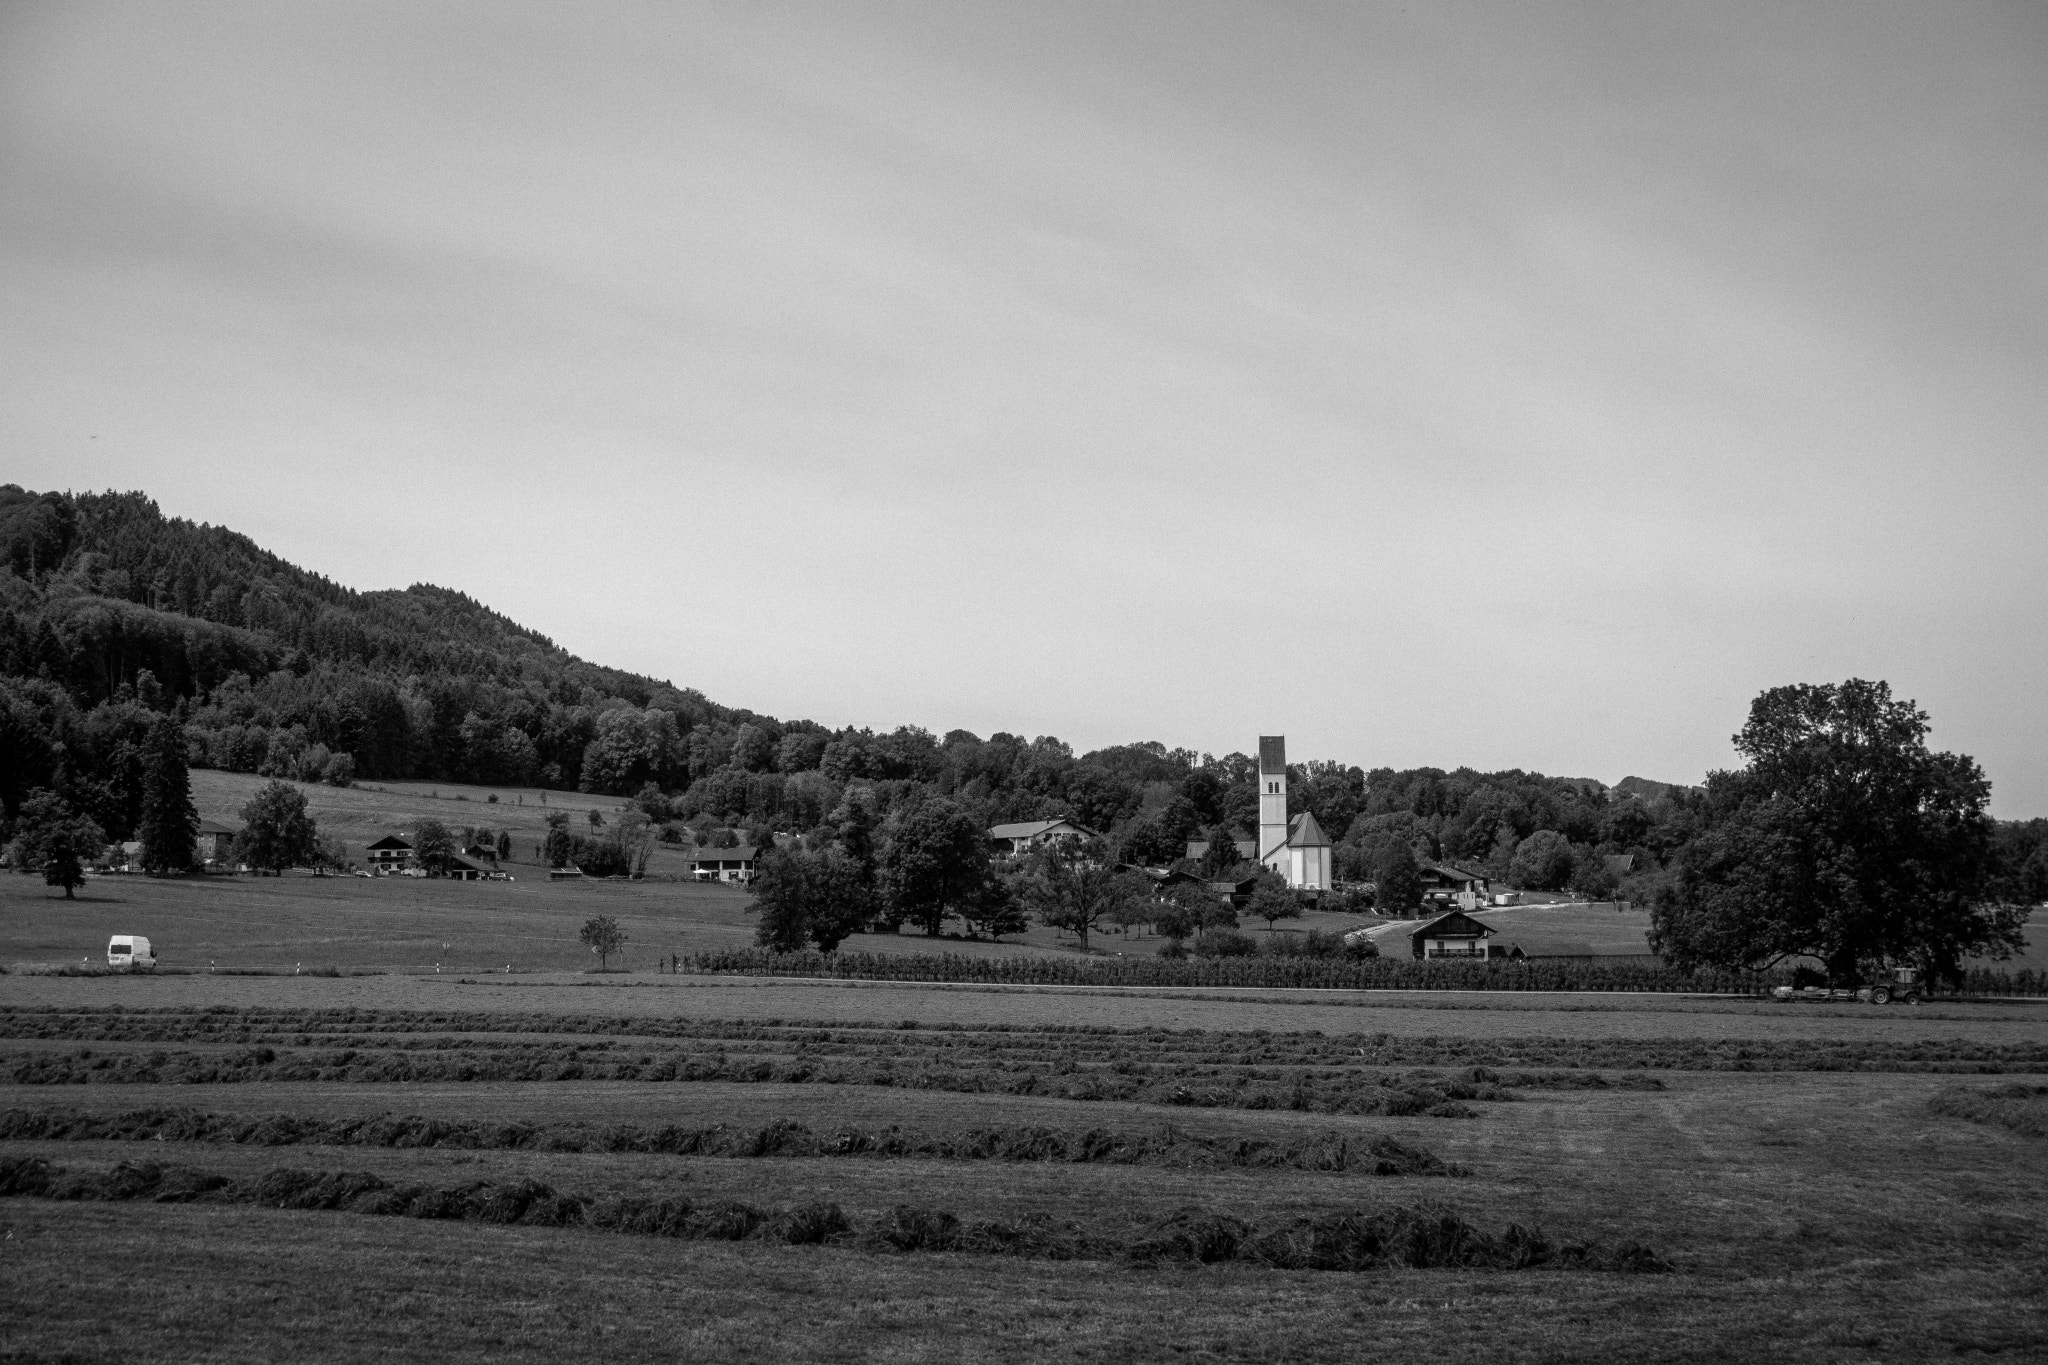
[1372,842,1422,918]
[1017,837,1147,952]
[137,715,198,875]
[750,845,873,953]
[1651,680,2024,983]
[1508,830,1574,892]
[235,780,319,875]
[1246,870,1303,931]
[880,798,996,936]
[10,787,106,898]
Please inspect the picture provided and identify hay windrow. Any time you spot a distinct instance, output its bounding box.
[0,1106,1466,1175]
[0,1156,1669,1273]
[1927,1084,2048,1138]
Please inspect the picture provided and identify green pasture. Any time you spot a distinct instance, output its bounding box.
[0,989,2042,1362]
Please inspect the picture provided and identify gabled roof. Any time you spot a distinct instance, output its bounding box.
[197,818,238,835]
[990,819,1097,841]
[1258,736,1286,775]
[688,845,758,863]
[367,834,413,850]
[1411,910,1495,940]
[1421,863,1487,884]
[1184,839,1255,861]
[1603,853,1637,876]
[1286,812,1331,848]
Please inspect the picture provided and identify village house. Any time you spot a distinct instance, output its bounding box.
[685,844,758,884]
[194,818,238,865]
[988,818,1098,858]
[1418,863,1491,910]
[441,853,493,882]
[365,834,414,875]
[1351,910,1498,961]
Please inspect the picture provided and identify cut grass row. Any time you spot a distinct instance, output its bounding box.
[4,1004,2042,1074]
[0,1106,1465,1175]
[1927,1082,2048,1138]
[0,1154,1671,1274]
[1,1044,1512,1117]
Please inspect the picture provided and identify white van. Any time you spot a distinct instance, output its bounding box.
[107,936,156,971]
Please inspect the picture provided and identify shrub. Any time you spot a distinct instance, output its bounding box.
[1193,929,1258,958]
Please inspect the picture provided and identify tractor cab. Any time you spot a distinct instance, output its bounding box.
[1859,967,1922,1006]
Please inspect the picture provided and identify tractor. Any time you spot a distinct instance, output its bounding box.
[1770,965,1923,1005]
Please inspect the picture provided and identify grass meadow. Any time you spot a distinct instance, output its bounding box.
[0,973,2043,1362]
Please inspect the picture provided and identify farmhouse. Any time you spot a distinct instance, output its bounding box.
[989,818,1098,857]
[1352,910,1498,961]
[441,853,494,882]
[685,845,758,883]
[194,818,237,865]
[365,834,414,875]
[1419,863,1490,909]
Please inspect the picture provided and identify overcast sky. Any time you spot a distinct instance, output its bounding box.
[3,1,2044,813]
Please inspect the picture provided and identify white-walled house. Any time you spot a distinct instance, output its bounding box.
[685,845,758,883]
[988,818,1098,858]
[365,834,414,875]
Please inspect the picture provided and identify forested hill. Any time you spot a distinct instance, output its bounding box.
[0,485,744,806]
[10,484,2039,906]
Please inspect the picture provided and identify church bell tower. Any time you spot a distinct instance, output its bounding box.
[1258,735,1288,871]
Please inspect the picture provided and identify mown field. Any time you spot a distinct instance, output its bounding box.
[0,973,2043,1363]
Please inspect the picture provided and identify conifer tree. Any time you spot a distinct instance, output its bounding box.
[138,715,198,875]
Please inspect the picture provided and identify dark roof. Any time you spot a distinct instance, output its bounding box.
[1603,854,1637,876]
[197,818,237,835]
[1410,910,1495,940]
[1259,736,1286,775]
[1287,812,1331,848]
[1421,863,1487,884]
[689,846,758,863]
[990,819,1098,841]
[367,834,413,850]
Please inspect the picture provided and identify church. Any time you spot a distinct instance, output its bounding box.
[1257,735,1333,892]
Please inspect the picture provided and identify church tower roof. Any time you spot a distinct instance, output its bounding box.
[1258,736,1286,775]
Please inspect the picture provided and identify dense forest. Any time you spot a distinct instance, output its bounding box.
[3,485,2044,913]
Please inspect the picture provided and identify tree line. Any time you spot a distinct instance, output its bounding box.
[2,486,2040,984]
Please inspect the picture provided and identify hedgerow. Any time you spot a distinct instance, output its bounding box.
[2,1006,2039,1076]
[675,949,2048,996]
[679,948,1790,993]
[0,1156,1671,1273]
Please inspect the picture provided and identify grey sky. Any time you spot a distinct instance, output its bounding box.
[3,2,2043,813]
